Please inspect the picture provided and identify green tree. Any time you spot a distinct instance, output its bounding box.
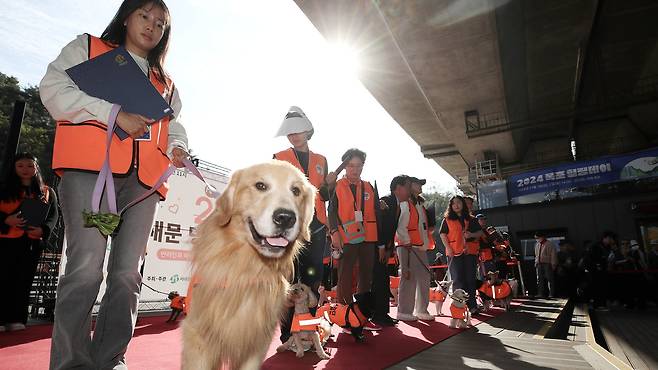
[422,190,454,223]
[0,72,56,184]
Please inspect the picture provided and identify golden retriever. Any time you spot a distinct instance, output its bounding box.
[181,161,316,370]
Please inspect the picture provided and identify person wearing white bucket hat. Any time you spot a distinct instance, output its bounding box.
[274,106,337,344]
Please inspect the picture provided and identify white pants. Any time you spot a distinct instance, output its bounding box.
[397,247,431,316]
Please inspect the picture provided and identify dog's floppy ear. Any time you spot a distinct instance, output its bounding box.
[298,182,317,242]
[215,169,242,226]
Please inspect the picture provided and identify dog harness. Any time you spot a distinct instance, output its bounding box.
[429,288,447,302]
[291,313,319,333]
[478,280,512,300]
[316,302,367,328]
[450,305,467,320]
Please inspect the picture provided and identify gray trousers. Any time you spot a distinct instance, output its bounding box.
[536,263,555,298]
[337,242,374,305]
[50,171,159,370]
[397,247,431,316]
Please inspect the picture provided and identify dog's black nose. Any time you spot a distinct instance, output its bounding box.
[273,209,296,229]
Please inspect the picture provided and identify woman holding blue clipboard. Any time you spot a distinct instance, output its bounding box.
[39,1,188,369]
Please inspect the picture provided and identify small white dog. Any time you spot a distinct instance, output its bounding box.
[277,283,330,359]
[449,289,472,329]
[429,280,452,316]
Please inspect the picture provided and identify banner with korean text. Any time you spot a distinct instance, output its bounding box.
[508,147,658,199]
[139,168,228,301]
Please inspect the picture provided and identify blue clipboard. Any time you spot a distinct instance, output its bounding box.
[65,45,174,140]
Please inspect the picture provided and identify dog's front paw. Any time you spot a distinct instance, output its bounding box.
[295,350,304,358]
[317,350,330,360]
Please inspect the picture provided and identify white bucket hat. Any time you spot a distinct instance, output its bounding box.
[275,106,314,139]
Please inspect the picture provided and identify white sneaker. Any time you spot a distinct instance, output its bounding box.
[396,313,418,321]
[6,323,26,331]
[415,312,435,321]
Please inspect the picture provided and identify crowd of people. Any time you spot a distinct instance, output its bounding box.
[553,231,658,310]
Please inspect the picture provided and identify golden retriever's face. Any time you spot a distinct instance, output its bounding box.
[215,161,316,259]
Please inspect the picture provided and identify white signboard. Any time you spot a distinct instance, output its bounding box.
[58,166,228,306]
[139,168,228,301]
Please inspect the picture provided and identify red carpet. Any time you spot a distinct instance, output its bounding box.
[0,306,504,370]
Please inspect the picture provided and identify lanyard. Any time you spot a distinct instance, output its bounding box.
[349,181,365,212]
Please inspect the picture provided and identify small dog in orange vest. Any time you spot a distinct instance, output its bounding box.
[167,291,186,323]
[449,289,471,329]
[429,280,452,316]
[316,291,374,342]
[478,271,514,311]
[277,283,330,359]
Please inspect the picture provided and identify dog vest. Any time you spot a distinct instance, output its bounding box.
[316,302,367,328]
[335,178,378,244]
[274,148,327,225]
[0,186,51,239]
[291,313,318,333]
[170,296,185,310]
[429,288,447,302]
[450,305,467,320]
[478,280,512,300]
[51,34,174,198]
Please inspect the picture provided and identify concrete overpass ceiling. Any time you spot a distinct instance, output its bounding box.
[296,0,658,191]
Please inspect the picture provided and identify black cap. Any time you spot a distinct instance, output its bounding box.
[390,175,411,192]
[475,213,487,219]
[409,177,426,185]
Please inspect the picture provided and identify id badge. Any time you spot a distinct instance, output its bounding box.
[354,211,363,222]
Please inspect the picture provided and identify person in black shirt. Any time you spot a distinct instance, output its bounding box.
[438,196,483,313]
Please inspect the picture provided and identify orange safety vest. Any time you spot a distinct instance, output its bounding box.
[170,295,185,310]
[406,201,435,250]
[274,148,327,225]
[444,218,467,256]
[429,287,447,302]
[450,304,467,320]
[335,178,378,244]
[479,240,494,262]
[0,187,50,239]
[316,302,367,328]
[478,280,512,300]
[51,34,174,198]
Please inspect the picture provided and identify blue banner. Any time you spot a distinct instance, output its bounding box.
[508,147,658,198]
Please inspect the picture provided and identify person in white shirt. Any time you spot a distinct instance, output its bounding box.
[534,231,558,298]
[395,177,434,321]
[39,1,188,369]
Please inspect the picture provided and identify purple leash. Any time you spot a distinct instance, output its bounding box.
[91,104,219,226]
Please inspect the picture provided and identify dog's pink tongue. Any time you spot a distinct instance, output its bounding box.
[266,237,289,247]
